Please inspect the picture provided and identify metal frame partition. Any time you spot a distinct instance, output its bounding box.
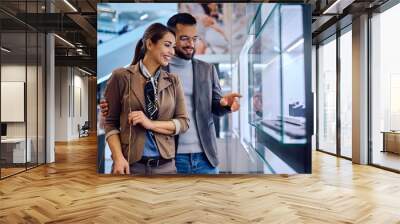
[0,0,47,180]
[315,23,353,161]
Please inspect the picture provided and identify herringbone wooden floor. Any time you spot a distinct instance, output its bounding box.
[1,135,400,224]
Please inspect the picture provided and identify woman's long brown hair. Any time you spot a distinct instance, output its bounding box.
[131,23,175,65]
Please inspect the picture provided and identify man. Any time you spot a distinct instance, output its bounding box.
[101,13,240,174]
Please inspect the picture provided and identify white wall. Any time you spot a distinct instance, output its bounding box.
[1,65,26,134]
[1,65,38,138]
[1,65,26,141]
[54,67,89,141]
[1,64,46,163]
[54,66,68,141]
[72,72,89,138]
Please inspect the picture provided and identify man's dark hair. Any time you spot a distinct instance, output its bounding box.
[167,13,197,30]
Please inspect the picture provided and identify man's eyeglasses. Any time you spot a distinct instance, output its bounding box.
[179,36,200,44]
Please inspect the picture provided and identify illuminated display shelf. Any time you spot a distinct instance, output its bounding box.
[248,4,308,144]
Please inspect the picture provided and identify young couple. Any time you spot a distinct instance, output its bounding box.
[101,13,240,175]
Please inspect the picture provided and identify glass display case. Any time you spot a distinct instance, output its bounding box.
[248,4,309,144]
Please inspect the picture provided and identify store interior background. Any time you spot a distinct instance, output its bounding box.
[96,1,400,174]
[1,0,400,179]
[96,2,312,174]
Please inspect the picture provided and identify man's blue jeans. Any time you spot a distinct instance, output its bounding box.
[175,152,219,174]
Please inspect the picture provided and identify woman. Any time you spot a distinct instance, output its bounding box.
[103,23,189,175]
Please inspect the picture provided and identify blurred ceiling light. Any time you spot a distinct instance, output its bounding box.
[76,49,83,55]
[63,0,78,12]
[75,42,85,48]
[140,13,149,20]
[1,47,11,53]
[78,67,92,76]
[54,34,75,48]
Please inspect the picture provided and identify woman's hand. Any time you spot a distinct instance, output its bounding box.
[128,111,154,130]
[112,156,130,175]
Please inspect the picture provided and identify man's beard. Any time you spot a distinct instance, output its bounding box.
[175,47,195,60]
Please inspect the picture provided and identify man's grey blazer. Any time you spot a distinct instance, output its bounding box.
[165,58,230,167]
